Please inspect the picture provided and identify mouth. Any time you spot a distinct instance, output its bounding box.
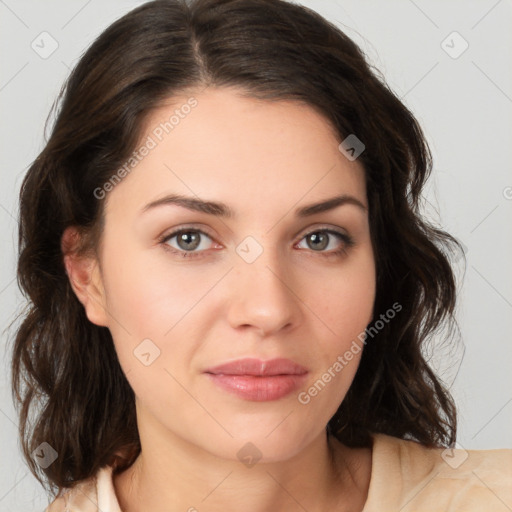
[204,358,309,401]
[205,357,308,376]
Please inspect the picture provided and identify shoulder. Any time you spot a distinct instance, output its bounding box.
[45,465,120,512]
[363,433,512,512]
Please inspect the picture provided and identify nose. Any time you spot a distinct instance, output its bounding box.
[225,245,303,337]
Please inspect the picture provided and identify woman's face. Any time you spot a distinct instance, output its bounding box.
[90,87,375,461]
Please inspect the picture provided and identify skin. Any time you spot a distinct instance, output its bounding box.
[63,86,376,512]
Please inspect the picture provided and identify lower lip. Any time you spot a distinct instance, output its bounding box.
[205,373,308,401]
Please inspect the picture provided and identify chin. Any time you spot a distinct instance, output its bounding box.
[196,422,321,464]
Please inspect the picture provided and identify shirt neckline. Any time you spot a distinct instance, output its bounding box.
[98,433,393,512]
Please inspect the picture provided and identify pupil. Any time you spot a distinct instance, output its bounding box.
[310,232,327,250]
[180,232,199,250]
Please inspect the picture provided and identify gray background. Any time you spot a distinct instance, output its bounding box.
[1,0,511,510]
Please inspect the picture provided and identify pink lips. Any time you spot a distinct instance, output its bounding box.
[204,358,308,401]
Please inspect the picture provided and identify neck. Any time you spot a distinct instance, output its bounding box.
[114,416,370,512]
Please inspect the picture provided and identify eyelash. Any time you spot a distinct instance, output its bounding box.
[158,226,355,260]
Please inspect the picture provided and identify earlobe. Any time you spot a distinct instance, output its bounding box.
[61,226,109,327]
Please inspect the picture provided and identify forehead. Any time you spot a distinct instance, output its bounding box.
[104,87,367,220]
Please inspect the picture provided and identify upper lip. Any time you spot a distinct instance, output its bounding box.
[205,358,308,376]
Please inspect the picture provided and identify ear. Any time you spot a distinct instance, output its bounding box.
[61,226,109,327]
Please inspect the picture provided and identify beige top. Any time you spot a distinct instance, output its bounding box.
[45,433,512,511]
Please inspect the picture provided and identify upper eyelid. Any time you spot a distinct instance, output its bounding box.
[161,224,351,246]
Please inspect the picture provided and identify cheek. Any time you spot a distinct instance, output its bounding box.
[310,250,376,344]
[100,252,208,415]
[99,239,219,385]
[321,274,374,332]
[300,250,375,391]
[101,240,210,337]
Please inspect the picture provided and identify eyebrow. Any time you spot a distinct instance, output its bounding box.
[140,193,367,218]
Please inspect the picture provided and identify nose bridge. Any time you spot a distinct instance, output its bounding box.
[226,235,300,334]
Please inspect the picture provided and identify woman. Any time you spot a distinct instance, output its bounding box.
[11,0,511,511]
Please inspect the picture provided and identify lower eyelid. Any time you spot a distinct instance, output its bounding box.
[161,228,353,256]
[297,230,353,248]
[161,229,215,250]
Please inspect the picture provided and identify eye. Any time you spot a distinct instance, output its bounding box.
[296,228,354,257]
[158,227,355,259]
[159,228,216,258]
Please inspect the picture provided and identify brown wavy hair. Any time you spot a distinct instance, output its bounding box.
[11,0,462,499]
